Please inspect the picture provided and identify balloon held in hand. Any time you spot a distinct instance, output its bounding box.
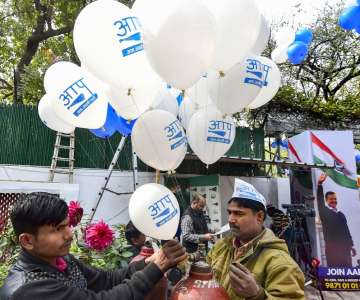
[129,183,180,240]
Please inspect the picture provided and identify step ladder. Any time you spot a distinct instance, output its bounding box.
[49,132,75,183]
[88,136,139,223]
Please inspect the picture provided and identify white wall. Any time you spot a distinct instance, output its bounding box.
[0,165,156,225]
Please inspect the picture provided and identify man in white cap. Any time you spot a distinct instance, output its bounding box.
[207,179,305,300]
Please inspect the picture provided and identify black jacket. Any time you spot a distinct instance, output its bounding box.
[0,250,163,300]
[317,185,353,248]
[182,207,209,253]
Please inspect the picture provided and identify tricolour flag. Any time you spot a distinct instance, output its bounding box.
[311,132,358,190]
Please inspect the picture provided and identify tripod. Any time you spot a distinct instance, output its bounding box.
[279,210,324,300]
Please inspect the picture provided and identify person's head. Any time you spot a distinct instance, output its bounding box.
[227,197,266,242]
[10,192,72,259]
[190,193,206,211]
[325,191,337,209]
[125,221,146,248]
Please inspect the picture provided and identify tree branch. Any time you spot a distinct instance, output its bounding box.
[0,78,12,90]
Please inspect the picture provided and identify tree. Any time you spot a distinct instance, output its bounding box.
[0,0,134,104]
[248,0,360,128]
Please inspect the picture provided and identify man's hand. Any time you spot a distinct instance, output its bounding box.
[146,240,187,273]
[351,247,357,257]
[203,233,215,242]
[230,263,261,298]
[318,173,327,185]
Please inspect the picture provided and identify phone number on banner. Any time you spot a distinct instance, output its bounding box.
[324,282,360,290]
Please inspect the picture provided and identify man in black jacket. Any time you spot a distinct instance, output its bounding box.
[317,174,356,267]
[0,192,186,300]
[180,193,213,253]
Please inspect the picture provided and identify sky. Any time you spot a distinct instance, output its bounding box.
[255,0,343,27]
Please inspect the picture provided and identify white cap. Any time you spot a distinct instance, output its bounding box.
[232,178,267,208]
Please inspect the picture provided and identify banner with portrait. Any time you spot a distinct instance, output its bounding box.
[289,130,360,291]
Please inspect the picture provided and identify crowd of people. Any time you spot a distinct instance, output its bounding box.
[0,179,309,299]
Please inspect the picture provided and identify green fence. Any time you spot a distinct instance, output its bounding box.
[0,105,264,171]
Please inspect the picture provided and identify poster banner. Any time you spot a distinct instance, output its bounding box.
[289,130,360,290]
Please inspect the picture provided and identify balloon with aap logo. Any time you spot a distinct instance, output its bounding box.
[132,110,187,171]
[73,0,161,118]
[207,55,264,115]
[44,61,108,129]
[129,183,180,240]
[187,107,235,165]
[248,57,281,109]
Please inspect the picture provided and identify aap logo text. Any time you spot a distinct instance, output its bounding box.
[148,194,178,228]
[59,78,98,117]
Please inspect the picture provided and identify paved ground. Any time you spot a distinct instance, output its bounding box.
[305,286,360,299]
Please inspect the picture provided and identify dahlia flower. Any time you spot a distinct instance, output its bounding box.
[85,220,114,251]
[68,201,83,227]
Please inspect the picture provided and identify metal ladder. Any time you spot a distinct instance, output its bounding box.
[49,132,75,183]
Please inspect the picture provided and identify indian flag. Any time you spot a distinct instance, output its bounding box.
[311,132,358,190]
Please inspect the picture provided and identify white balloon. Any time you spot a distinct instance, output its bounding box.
[251,15,270,55]
[248,57,281,109]
[150,87,179,117]
[103,82,161,120]
[274,27,295,46]
[129,183,180,240]
[73,0,160,90]
[143,0,216,90]
[132,110,187,171]
[44,61,108,129]
[208,55,264,115]
[202,0,261,71]
[186,75,213,108]
[133,0,178,34]
[44,62,79,93]
[178,96,199,130]
[187,107,236,165]
[38,94,75,134]
[271,44,289,64]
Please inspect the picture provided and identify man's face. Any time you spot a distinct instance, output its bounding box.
[326,193,337,209]
[227,201,263,242]
[196,197,206,211]
[28,217,73,259]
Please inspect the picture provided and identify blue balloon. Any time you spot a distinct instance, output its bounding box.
[90,105,118,139]
[90,126,116,139]
[295,27,313,45]
[356,154,360,163]
[280,140,289,149]
[116,115,136,137]
[287,41,309,65]
[271,141,279,149]
[339,6,360,30]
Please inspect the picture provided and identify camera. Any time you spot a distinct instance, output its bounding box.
[282,204,316,218]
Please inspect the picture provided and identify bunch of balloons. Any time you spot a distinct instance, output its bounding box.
[39,0,286,173]
[272,27,313,65]
[339,1,360,33]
